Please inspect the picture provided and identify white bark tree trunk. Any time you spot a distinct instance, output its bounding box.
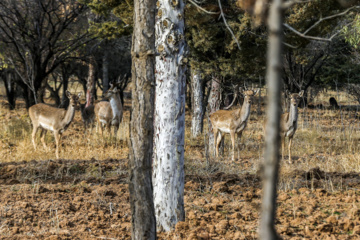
[152,0,186,232]
[207,76,222,156]
[260,0,283,239]
[191,67,203,138]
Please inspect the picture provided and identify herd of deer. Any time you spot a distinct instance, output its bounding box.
[28,84,304,162]
[29,83,123,159]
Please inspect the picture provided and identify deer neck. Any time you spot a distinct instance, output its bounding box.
[61,104,76,130]
[109,94,122,120]
[288,104,298,125]
[238,101,251,122]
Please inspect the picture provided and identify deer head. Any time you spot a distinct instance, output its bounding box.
[240,87,260,104]
[66,90,82,107]
[286,90,304,107]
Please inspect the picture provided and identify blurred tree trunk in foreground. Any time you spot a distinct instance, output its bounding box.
[260,0,283,239]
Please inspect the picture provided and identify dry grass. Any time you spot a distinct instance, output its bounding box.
[0,87,359,186]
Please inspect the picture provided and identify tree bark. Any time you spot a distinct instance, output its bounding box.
[260,0,283,239]
[1,71,17,110]
[191,67,204,138]
[86,57,96,107]
[152,0,186,231]
[207,76,222,156]
[102,50,110,95]
[128,0,156,238]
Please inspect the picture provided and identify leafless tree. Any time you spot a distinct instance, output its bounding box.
[0,0,95,107]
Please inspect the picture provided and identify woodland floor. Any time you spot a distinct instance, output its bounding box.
[0,159,359,239]
[0,88,360,239]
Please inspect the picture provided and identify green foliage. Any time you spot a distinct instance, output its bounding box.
[343,13,360,49]
[78,0,133,39]
[185,1,267,83]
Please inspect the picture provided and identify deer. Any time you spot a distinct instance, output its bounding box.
[209,88,259,161]
[279,90,304,164]
[29,91,82,159]
[94,82,123,140]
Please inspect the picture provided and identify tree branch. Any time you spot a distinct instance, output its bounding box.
[217,0,241,50]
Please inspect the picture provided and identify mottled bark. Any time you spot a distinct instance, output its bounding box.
[152,0,186,231]
[86,58,96,108]
[260,0,283,239]
[207,76,222,156]
[128,0,156,238]
[191,68,204,138]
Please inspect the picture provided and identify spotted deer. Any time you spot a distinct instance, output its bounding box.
[280,90,304,163]
[29,91,82,159]
[94,83,123,139]
[209,88,259,161]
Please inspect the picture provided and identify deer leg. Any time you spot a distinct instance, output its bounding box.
[213,128,219,157]
[54,131,61,159]
[288,136,293,164]
[31,126,39,150]
[230,130,236,161]
[281,136,285,161]
[215,132,223,158]
[40,129,48,150]
[237,131,243,160]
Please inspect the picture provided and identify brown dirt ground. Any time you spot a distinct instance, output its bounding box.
[0,159,360,239]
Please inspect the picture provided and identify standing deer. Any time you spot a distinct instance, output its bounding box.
[210,88,259,161]
[280,90,304,164]
[94,83,123,140]
[29,91,82,159]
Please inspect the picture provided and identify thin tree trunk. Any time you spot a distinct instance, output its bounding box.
[152,0,186,231]
[2,71,17,110]
[60,75,69,108]
[102,50,110,95]
[191,67,204,138]
[260,0,283,239]
[207,76,222,156]
[86,57,96,107]
[128,0,156,238]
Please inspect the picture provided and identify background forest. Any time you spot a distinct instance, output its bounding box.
[0,0,359,111]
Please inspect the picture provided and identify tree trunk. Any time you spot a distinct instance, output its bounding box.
[128,0,156,238]
[60,75,70,108]
[260,0,283,239]
[207,76,222,156]
[102,50,110,95]
[86,58,96,107]
[2,71,17,110]
[191,67,204,138]
[152,0,186,231]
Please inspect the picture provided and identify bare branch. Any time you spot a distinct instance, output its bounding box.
[188,0,220,15]
[217,0,241,50]
[303,6,359,35]
[283,6,359,42]
[282,0,311,9]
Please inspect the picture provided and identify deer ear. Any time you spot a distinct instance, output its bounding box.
[66,90,71,98]
[286,90,291,97]
[77,92,83,98]
[254,88,260,96]
[299,90,304,97]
